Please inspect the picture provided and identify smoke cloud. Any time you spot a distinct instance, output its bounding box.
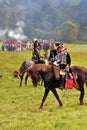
[0,21,27,41]
[0,29,8,40]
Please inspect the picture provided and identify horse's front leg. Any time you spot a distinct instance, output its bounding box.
[39,88,50,109]
[79,87,85,105]
[20,76,23,87]
[25,74,28,86]
[51,88,63,106]
[40,79,43,86]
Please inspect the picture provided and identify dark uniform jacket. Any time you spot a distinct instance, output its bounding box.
[32,49,40,63]
[32,49,45,64]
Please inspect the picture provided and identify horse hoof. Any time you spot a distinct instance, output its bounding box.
[39,106,42,109]
[80,102,84,105]
[60,103,63,107]
[0,74,3,78]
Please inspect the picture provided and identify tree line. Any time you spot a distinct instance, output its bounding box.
[0,0,87,42]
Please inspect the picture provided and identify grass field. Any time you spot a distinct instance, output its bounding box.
[0,44,87,130]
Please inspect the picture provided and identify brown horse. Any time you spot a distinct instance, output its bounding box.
[26,64,87,109]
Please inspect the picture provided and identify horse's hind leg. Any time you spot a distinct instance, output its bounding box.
[79,87,85,105]
[51,88,63,106]
[39,88,49,109]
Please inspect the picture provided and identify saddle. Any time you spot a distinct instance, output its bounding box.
[32,57,38,63]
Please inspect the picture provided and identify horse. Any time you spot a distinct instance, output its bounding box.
[14,57,47,86]
[26,64,87,109]
[14,60,35,86]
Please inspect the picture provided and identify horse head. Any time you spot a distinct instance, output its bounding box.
[13,70,21,78]
[27,69,41,87]
[26,64,52,87]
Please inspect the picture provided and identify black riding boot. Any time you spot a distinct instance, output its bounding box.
[59,75,65,90]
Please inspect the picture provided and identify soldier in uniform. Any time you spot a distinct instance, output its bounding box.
[52,42,71,89]
[32,39,45,64]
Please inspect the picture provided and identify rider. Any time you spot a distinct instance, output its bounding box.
[52,41,71,89]
[53,41,68,68]
[32,39,45,64]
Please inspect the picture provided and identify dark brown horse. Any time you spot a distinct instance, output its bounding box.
[26,64,87,109]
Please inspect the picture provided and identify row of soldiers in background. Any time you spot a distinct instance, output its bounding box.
[1,38,54,51]
[29,38,54,51]
[1,39,28,51]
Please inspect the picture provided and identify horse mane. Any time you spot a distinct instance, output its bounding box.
[19,60,35,74]
[19,61,26,73]
[27,64,52,73]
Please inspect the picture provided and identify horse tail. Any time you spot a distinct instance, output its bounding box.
[85,72,87,87]
[84,69,87,87]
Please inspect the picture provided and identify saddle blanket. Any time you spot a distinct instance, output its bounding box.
[65,77,79,90]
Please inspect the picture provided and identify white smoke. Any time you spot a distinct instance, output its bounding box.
[16,21,25,28]
[0,29,8,40]
[0,21,27,41]
[8,29,27,41]
[8,21,27,41]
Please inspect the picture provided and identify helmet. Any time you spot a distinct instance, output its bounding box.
[34,38,38,43]
[55,41,63,48]
[34,41,40,48]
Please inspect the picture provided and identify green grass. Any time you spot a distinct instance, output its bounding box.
[0,44,87,130]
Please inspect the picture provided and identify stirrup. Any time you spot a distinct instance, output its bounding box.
[59,86,64,90]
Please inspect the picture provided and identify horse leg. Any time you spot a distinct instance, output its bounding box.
[40,79,43,86]
[39,88,50,109]
[25,74,28,86]
[20,76,23,86]
[20,73,25,86]
[79,87,85,105]
[51,88,63,106]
